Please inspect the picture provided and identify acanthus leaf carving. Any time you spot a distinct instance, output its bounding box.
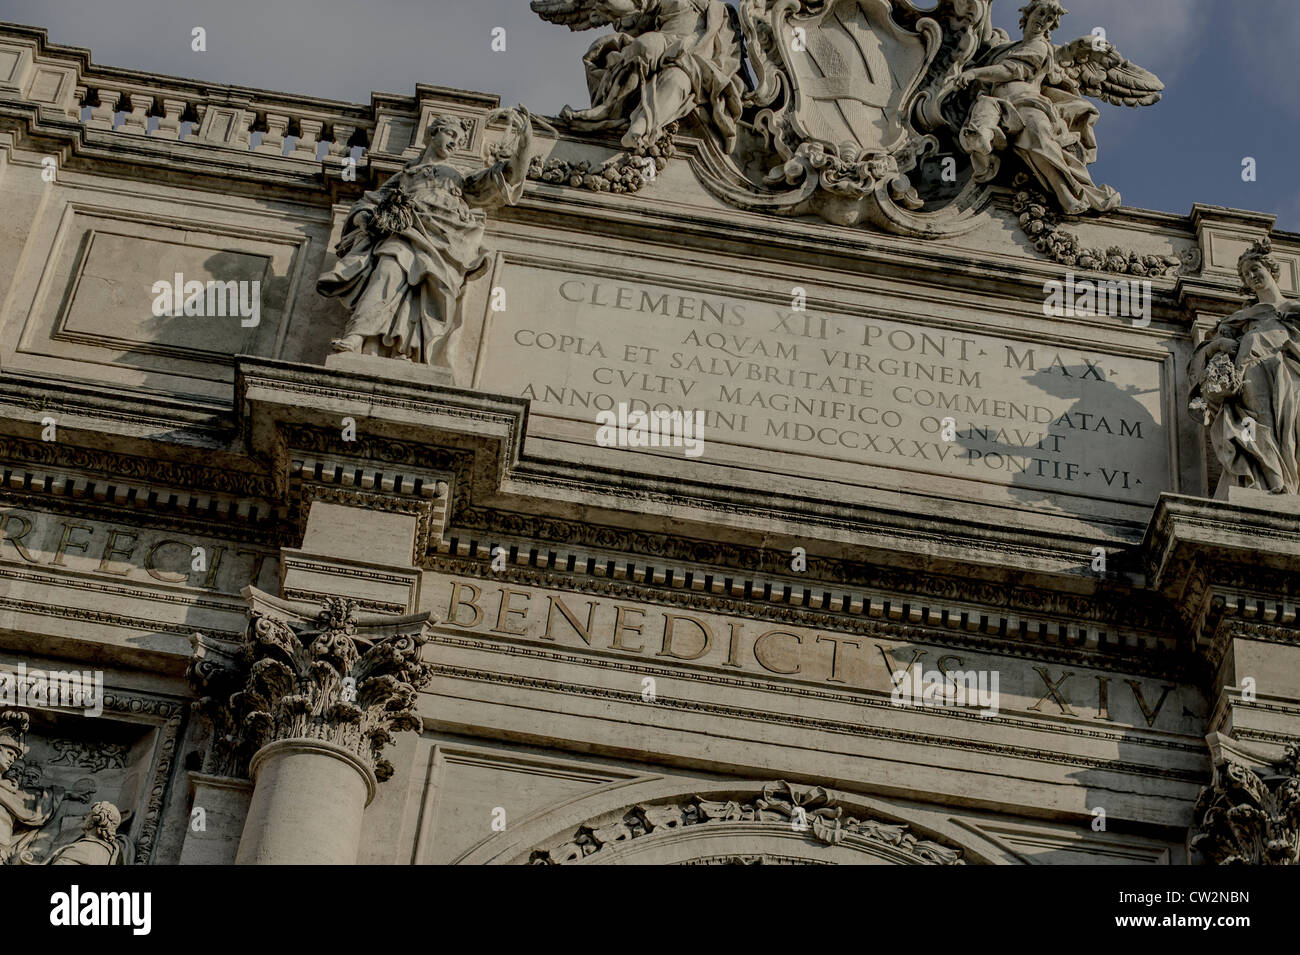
[1191,733,1300,865]
[189,588,435,783]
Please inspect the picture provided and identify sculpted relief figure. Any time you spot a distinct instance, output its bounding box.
[952,0,1163,214]
[0,712,129,865]
[0,711,59,864]
[1190,240,1300,497]
[531,0,744,150]
[318,110,533,367]
[44,801,130,865]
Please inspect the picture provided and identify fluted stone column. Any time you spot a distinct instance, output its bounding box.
[189,587,433,865]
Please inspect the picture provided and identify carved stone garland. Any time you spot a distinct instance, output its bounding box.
[1011,175,1197,278]
[530,780,965,865]
[525,124,678,195]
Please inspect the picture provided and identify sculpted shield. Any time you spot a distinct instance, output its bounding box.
[774,0,934,161]
[697,0,968,233]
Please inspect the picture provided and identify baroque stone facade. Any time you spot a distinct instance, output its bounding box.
[0,8,1297,866]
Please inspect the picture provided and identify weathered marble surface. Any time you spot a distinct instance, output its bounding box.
[1190,240,1300,496]
[475,262,1173,515]
[533,0,744,151]
[319,111,533,368]
[954,0,1162,215]
[0,20,1297,868]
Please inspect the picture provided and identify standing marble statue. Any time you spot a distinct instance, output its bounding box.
[1190,240,1300,496]
[318,109,533,367]
[952,0,1163,215]
[531,0,744,151]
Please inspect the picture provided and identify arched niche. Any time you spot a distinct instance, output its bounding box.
[453,778,1009,865]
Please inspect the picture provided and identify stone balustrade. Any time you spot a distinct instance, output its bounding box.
[0,22,500,172]
[67,81,373,160]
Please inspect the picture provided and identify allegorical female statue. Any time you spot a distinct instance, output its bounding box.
[318,108,533,367]
[531,0,744,151]
[953,0,1163,215]
[1189,239,1300,497]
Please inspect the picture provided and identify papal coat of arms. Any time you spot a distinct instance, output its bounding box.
[532,0,1165,240]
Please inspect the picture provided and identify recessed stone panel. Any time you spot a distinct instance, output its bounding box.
[11,202,308,393]
[58,231,272,359]
[477,261,1174,515]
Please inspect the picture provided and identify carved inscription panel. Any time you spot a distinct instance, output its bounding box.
[0,507,278,595]
[476,264,1174,517]
[430,574,1204,735]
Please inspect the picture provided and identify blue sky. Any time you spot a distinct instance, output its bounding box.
[2,0,1294,230]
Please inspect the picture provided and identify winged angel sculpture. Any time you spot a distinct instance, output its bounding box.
[530,0,745,151]
[951,0,1163,215]
[532,0,1167,233]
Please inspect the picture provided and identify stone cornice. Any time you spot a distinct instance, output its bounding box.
[433,664,1208,785]
[1143,495,1300,666]
[427,554,1192,678]
[436,634,1208,748]
[1189,205,1277,234]
[236,360,1150,582]
[0,357,1201,666]
[1145,494,1300,585]
[11,355,1293,679]
[0,368,232,436]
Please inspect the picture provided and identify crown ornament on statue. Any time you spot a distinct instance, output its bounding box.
[0,709,31,758]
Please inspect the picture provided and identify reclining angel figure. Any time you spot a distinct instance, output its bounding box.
[531,0,744,151]
[952,0,1163,215]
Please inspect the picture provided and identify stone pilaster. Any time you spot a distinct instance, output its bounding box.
[1190,733,1300,865]
[187,587,433,864]
[1145,494,1300,863]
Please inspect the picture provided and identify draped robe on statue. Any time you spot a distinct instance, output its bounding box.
[962,35,1120,215]
[1190,301,1300,495]
[577,0,743,149]
[0,774,59,864]
[317,159,523,366]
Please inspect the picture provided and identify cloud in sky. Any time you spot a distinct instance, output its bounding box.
[1227,5,1300,119]
[1032,0,1214,77]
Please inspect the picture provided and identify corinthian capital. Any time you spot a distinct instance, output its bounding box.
[1191,732,1300,865]
[189,587,434,782]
